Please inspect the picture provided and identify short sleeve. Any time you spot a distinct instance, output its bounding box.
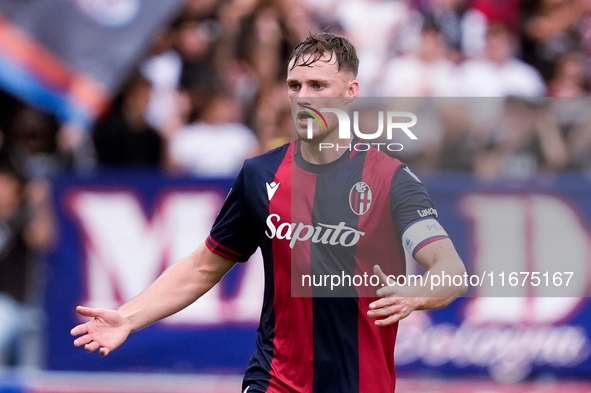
[390,165,448,255]
[206,168,259,262]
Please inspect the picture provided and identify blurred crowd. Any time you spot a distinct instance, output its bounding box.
[1,0,591,182]
[1,0,591,367]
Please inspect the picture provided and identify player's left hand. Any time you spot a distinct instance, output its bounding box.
[367,265,420,327]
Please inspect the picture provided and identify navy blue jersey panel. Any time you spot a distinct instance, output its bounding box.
[309,165,363,297]
[208,168,258,262]
[241,144,291,235]
[313,297,360,393]
[307,150,364,393]
[209,143,289,263]
[389,165,440,239]
[240,144,290,392]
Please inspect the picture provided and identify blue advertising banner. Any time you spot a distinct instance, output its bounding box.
[45,171,591,381]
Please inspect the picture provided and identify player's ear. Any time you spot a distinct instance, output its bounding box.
[345,79,359,103]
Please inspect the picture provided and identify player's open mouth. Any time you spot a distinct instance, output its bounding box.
[298,112,313,121]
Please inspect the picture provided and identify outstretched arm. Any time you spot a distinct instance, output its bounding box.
[71,244,236,356]
[368,238,467,326]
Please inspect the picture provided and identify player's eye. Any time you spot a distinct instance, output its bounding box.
[288,83,300,91]
[312,83,324,90]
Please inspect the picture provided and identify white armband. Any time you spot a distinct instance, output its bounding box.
[402,218,449,256]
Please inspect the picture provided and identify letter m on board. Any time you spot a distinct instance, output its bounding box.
[67,190,220,310]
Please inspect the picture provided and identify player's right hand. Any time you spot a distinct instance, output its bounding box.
[71,305,132,356]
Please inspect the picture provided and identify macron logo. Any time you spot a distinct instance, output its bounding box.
[403,166,422,183]
[266,182,280,201]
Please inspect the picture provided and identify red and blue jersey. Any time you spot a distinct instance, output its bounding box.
[206,139,446,393]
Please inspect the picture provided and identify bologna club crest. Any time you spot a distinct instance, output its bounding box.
[349,182,372,215]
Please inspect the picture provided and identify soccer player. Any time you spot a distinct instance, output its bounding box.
[71,32,467,393]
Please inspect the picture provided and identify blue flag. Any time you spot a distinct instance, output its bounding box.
[0,0,185,124]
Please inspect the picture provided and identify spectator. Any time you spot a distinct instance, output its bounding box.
[566,114,591,170]
[549,95,591,169]
[335,0,413,93]
[522,0,591,82]
[472,0,520,32]
[457,23,546,97]
[299,0,344,36]
[183,0,219,20]
[213,0,310,141]
[248,7,286,93]
[0,165,53,366]
[548,51,588,96]
[217,57,259,130]
[92,72,164,169]
[255,81,292,151]
[475,98,568,179]
[141,26,184,133]
[419,0,489,60]
[176,18,221,92]
[167,94,258,177]
[380,21,458,97]
[431,101,481,171]
[8,107,68,179]
[0,92,18,163]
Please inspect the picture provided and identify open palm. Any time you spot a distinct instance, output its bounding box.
[71,306,132,356]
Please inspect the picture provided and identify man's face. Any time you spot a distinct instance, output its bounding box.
[486,31,513,65]
[286,53,358,142]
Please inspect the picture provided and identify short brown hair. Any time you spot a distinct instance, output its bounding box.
[288,32,359,77]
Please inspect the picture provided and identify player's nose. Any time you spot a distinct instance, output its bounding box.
[295,89,312,106]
